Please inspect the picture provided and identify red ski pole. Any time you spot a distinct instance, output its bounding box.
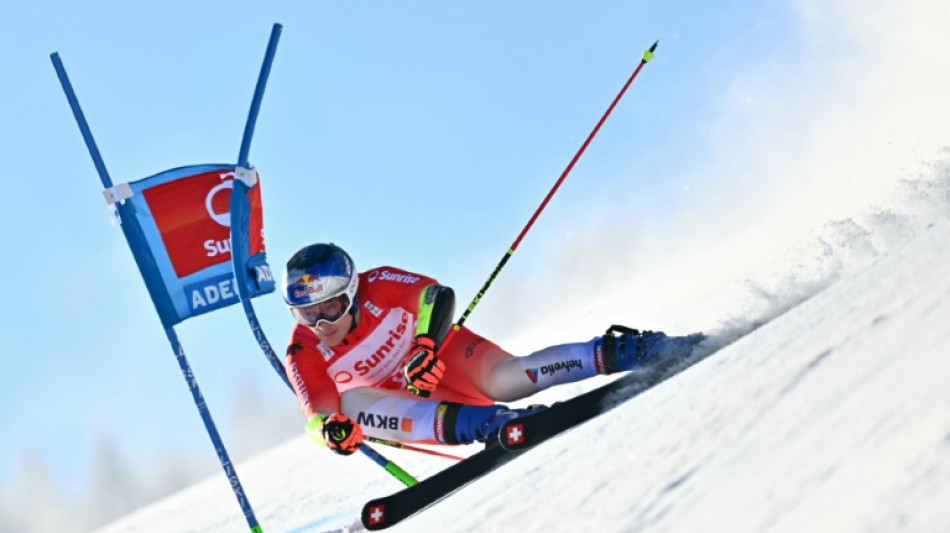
[447,40,658,341]
[366,437,465,461]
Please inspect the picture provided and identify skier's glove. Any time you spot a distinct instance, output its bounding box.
[403,336,445,396]
[321,413,364,456]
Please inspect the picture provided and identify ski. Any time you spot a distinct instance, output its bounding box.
[360,333,716,528]
[497,372,643,450]
[361,444,524,530]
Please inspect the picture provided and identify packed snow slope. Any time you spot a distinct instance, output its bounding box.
[426,225,950,533]
[97,209,950,532]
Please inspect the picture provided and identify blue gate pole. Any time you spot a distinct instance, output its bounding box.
[51,51,265,533]
[228,23,418,487]
[237,23,282,167]
[230,23,293,391]
[165,327,264,532]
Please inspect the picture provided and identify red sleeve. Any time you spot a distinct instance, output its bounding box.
[284,326,341,419]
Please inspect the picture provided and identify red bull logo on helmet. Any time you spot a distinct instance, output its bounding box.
[291,273,325,299]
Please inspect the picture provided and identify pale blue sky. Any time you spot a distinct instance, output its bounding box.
[4,1,945,521]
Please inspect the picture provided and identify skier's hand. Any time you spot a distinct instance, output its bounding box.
[321,413,364,456]
[403,336,445,396]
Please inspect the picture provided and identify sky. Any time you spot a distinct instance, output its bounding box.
[2,0,950,531]
[94,165,950,532]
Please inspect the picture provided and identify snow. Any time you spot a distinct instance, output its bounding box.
[94,193,950,532]
[414,219,950,533]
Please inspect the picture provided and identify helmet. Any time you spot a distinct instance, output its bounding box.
[282,243,358,326]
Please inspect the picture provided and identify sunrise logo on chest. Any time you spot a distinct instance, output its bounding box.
[328,309,414,388]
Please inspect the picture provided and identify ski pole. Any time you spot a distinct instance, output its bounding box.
[366,437,465,461]
[306,416,420,487]
[448,41,658,338]
[359,444,419,487]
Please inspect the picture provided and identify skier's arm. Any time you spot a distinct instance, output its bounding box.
[285,343,342,419]
[414,284,455,347]
[404,285,455,395]
[288,351,366,455]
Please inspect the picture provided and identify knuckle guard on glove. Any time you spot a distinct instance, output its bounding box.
[403,337,445,393]
[321,413,364,456]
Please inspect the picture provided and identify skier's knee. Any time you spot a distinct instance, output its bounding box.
[483,358,537,402]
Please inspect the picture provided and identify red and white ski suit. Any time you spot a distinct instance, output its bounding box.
[284,266,514,419]
[285,265,610,444]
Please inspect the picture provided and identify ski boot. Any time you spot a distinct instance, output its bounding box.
[447,403,547,447]
[599,325,704,372]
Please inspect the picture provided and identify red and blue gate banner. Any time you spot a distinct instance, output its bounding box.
[107,163,275,326]
[52,25,284,532]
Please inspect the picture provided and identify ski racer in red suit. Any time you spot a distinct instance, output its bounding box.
[282,243,702,455]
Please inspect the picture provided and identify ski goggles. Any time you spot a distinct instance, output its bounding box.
[290,294,353,327]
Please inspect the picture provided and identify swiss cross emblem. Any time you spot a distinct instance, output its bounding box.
[368,504,385,525]
[506,423,524,445]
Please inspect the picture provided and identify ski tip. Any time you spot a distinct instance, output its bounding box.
[362,501,389,530]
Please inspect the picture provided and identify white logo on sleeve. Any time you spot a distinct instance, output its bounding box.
[367,269,420,284]
[318,343,335,362]
[364,300,383,317]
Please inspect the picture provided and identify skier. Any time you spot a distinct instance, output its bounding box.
[282,243,702,455]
